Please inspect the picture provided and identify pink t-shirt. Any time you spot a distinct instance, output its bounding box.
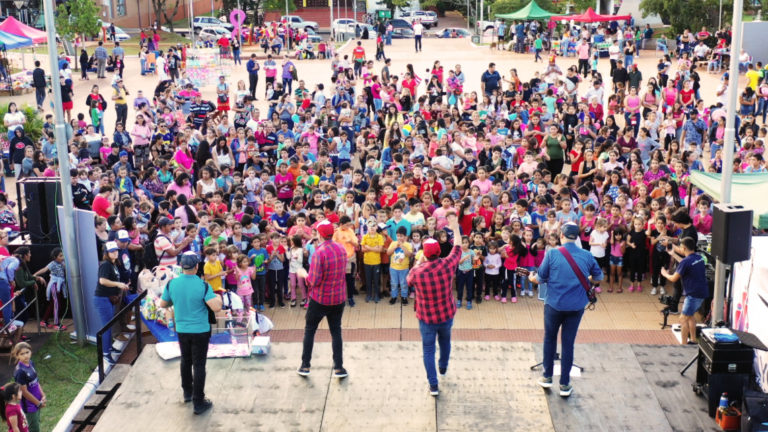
[471,178,493,195]
[174,149,194,170]
[236,266,254,296]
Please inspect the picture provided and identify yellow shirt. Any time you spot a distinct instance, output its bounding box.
[387,241,412,271]
[361,233,384,265]
[204,260,224,293]
[333,228,359,258]
[113,87,127,105]
[747,70,761,90]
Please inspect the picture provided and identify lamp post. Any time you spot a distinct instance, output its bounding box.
[43,0,87,345]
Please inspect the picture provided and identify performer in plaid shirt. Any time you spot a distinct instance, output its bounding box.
[407,214,462,396]
[297,220,349,379]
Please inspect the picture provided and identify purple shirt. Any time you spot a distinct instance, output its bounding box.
[14,362,42,413]
[306,239,347,306]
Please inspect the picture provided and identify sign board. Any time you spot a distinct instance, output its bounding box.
[377,9,391,19]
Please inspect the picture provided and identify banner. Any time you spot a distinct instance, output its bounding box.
[731,236,768,392]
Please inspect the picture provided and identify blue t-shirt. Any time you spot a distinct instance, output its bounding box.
[270,211,291,229]
[675,253,708,298]
[161,274,216,333]
[248,248,269,275]
[530,210,547,240]
[386,218,412,241]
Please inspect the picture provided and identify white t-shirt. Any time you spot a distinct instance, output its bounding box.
[154,235,177,266]
[609,44,620,60]
[431,155,454,172]
[413,23,423,36]
[484,253,502,275]
[4,112,24,133]
[589,230,609,258]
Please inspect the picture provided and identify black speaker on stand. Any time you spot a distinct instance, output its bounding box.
[711,204,753,265]
[17,178,63,245]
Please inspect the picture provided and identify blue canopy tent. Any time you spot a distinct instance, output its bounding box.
[0,30,33,50]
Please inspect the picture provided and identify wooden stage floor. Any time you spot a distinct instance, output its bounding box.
[93,342,718,432]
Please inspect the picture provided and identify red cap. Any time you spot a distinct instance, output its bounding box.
[423,239,440,258]
[317,220,335,238]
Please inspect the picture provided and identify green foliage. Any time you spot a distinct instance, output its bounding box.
[263,0,296,12]
[221,0,263,24]
[491,0,558,16]
[639,0,737,35]
[55,0,102,39]
[0,104,45,143]
[375,0,412,15]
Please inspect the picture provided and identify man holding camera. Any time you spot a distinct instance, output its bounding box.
[528,223,603,398]
[661,237,708,345]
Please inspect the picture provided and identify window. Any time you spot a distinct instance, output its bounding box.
[116,0,126,16]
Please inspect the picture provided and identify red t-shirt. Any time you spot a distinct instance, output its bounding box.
[379,194,398,209]
[5,403,29,432]
[92,195,112,218]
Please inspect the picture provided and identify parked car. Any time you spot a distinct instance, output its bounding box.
[391,28,414,39]
[399,10,436,28]
[198,27,231,40]
[193,16,233,32]
[435,28,471,38]
[101,23,131,42]
[304,28,323,43]
[425,11,438,27]
[389,18,413,30]
[281,15,319,32]
[331,18,357,35]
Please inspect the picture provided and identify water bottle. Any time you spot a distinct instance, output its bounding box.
[168,318,175,336]
[719,392,728,413]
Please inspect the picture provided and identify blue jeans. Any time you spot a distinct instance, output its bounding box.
[456,270,473,301]
[364,264,380,300]
[710,142,722,160]
[543,304,584,386]
[419,318,453,386]
[757,98,768,123]
[93,295,116,356]
[0,279,13,325]
[390,268,408,298]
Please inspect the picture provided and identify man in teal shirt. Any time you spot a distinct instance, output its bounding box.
[160,252,222,415]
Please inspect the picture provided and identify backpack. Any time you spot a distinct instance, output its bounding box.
[142,230,168,269]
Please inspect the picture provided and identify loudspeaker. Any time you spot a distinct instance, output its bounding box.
[711,204,752,265]
[24,180,62,244]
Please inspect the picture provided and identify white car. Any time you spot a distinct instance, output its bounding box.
[198,27,231,40]
[193,16,234,32]
[281,15,319,32]
[332,18,357,35]
[101,23,131,42]
[400,10,437,28]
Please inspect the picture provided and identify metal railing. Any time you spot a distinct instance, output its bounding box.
[96,291,146,383]
[0,284,41,337]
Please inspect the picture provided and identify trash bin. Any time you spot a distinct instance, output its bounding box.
[471,35,480,44]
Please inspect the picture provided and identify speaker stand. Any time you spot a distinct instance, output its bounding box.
[530,352,583,373]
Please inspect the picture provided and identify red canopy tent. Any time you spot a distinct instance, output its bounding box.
[551,7,631,23]
[0,17,47,43]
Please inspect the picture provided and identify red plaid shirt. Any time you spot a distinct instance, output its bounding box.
[306,239,347,306]
[407,245,460,324]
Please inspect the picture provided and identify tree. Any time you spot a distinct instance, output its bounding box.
[376,0,412,16]
[640,0,719,35]
[55,0,101,40]
[150,0,183,32]
[263,0,296,12]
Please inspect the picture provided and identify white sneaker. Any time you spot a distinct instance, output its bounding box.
[650,287,657,295]
[660,287,666,295]
[527,290,534,297]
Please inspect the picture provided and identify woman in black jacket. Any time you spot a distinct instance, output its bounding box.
[79,49,90,80]
[10,128,33,180]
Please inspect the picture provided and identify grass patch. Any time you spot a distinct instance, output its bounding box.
[34,333,97,431]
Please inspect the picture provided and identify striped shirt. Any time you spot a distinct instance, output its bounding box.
[306,240,347,306]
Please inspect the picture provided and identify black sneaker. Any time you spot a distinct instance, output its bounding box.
[389,297,397,305]
[439,367,446,376]
[279,302,286,308]
[333,368,348,379]
[429,384,439,396]
[401,297,408,305]
[183,393,192,403]
[297,367,311,377]
[193,398,213,415]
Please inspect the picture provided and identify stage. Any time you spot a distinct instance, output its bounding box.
[93,342,718,431]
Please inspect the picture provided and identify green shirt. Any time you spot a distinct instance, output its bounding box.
[161,274,216,333]
[545,135,565,160]
[534,38,543,49]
